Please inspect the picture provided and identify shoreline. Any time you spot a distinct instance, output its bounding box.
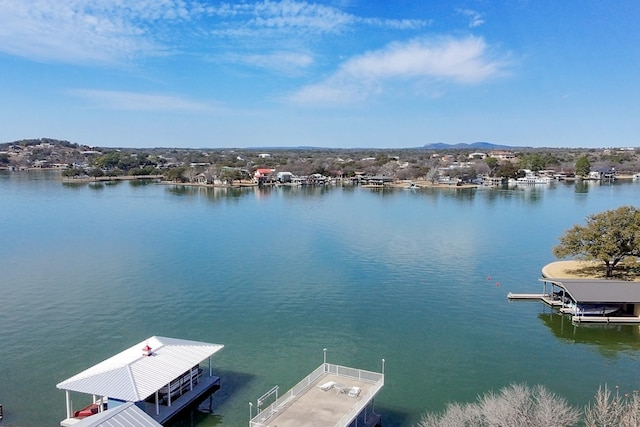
[542,260,640,281]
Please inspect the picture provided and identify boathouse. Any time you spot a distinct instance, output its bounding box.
[249,349,385,427]
[56,336,224,426]
[67,402,162,427]
[509,278,640,324]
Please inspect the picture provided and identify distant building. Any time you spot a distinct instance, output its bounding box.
[490,150,516,161]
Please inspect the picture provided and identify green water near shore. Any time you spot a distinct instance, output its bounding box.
[1,171,640,426]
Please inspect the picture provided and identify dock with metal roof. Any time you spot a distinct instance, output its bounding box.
[250,352,384,427]
[509,278,640,324]
[56,336,224,426]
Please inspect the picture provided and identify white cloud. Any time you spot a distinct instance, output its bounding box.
[0,0,430,66]
[456,8,485,28]
[240,51,314,73]
[209,0,429,37]
[289,36,511,105]
[69,89,216,112]
[0,0,191,64]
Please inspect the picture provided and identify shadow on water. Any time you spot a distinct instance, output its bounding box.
[371,404,413,427]
[129,179,155,187]
[88,182,105,191]
[167,369,255,427]
[166,185,251,201]
[538,312,640,358]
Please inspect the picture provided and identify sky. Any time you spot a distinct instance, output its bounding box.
[1,1,639,149]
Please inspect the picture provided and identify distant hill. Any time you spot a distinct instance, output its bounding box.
[422,142,527,150]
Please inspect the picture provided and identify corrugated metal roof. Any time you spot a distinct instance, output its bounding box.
[70,402,162,427]
[57,336,223,401]
[546,278,640,303]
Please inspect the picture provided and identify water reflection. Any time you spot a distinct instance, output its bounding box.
[538,312,640,358]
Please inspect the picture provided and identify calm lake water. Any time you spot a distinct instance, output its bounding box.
[1,171,640,427]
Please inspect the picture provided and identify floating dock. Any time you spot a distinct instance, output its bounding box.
[250,355,384,427]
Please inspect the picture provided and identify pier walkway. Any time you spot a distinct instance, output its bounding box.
[250,362,384,427]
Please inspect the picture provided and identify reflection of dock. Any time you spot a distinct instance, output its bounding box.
[250,353,384,427]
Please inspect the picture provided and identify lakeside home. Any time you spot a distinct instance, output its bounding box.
[56,336,224,426]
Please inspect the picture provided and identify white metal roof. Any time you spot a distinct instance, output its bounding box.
[70,402,162,427]
[56,336,224,402]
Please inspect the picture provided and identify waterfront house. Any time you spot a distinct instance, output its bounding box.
[56,336,224,426]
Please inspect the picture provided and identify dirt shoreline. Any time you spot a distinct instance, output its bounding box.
[542,260,640,281]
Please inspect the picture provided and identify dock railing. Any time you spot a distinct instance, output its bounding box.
[249,363,384,427]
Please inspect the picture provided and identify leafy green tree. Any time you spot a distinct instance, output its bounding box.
[88,168,104,178]
[0,153,9,165]
[165,166,187,182]
[495,162,519,179]
[575,155,591,177]
[61,168,85,177]
[553,206,640,277]
[485,157,498,171]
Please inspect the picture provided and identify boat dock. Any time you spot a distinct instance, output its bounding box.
[509,278,640,324]
[250,355,384,427]
[57,336,224,427]
[507,292,563,307]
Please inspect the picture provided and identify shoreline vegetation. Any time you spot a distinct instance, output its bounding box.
[3,138,640,189]
[57,173,483,189]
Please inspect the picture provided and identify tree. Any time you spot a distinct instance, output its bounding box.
[417,383,579,427]
[575,156,591,177]
[165,166,187,182]
[87,168,104,179]
[495,162,519,179]
[585,385,640,427]
[553,206,640,277]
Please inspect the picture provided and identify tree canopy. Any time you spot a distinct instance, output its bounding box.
[553,206,640,277]
[575,155,591,177]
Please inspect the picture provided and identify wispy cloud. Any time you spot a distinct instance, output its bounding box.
[456,8,485,28]
[229,51,315,74]
[0,0,429,66]
[0,0,188,65]
[208,0,429,37]
[69,89,217,112]
[289,36,511,105]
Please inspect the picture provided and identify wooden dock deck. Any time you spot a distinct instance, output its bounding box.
[572,315,640,324]
[507,293,563,307]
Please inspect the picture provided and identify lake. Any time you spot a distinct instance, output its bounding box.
[1,171,639,426]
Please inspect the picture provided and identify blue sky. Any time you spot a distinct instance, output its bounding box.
[1,1,638,149]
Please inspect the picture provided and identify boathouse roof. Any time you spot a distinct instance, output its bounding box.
[543,278,640,303]
[70,402,162,427]
[56,336,224,402]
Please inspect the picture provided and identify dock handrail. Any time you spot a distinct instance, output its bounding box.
[334,378,384,427]
[249,363,384,427]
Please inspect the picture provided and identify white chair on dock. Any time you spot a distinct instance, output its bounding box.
[318,381,336,391]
